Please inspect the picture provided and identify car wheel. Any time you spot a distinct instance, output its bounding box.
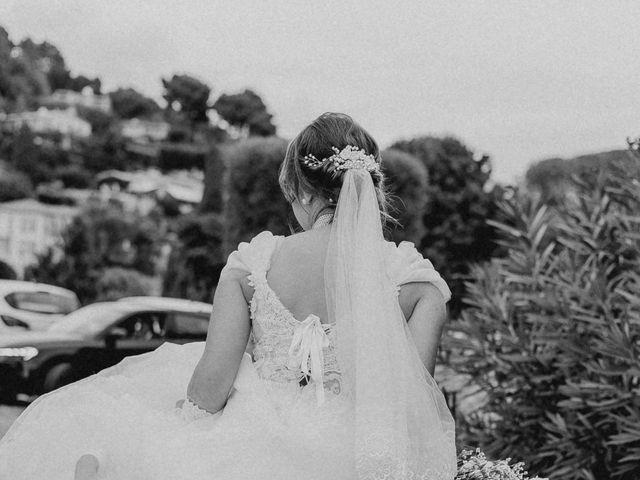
[42,363,75,393]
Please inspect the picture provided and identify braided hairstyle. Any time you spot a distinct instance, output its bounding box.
[279,112,391,223]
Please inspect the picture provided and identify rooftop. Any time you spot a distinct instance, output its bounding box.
[0,198,80,215]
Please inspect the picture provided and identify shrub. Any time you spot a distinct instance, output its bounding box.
[0,260,17,280]
[158,143,207,171]
[199,145,225,214]
[381,148,428,244]
[0,168,33,202]
[95,267,155,301]
[76,105,114,136]
[162,213,225,303]
[223,137,290,252]
[51,164,93,188]
[446,162,640,480]
[525,150,639,205]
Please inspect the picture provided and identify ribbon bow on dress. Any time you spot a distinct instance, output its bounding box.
[288,314,330,405]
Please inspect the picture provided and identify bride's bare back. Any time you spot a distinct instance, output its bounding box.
[257,227,446,331]
[272,227,446,327]
[265,228,332,324]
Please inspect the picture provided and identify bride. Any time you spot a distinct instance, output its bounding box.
[0,113,457,480]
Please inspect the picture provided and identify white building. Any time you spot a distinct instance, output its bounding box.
[47,88,112,113]
[120,119,169,143]
[0,199,79,277]
[1,107,92,138]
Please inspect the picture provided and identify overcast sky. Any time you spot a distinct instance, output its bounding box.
[2,1,639,183]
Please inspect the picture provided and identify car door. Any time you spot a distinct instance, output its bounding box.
[99,311,167,369]
[163,311,210,344]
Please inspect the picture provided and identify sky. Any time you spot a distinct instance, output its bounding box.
[2,0,639,184]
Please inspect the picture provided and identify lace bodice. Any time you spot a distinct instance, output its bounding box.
[220,231,451,404]
[249,268,343,399]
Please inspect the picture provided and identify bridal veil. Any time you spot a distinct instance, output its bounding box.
[325,168,457,480]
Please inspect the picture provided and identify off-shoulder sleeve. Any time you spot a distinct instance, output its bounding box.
[385,241,452,303]
[219,231,282,280]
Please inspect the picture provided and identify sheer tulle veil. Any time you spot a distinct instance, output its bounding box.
[324,168,457,480]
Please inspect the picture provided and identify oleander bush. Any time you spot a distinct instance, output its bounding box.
[446,162,640,480]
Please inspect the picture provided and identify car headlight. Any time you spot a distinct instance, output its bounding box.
[0,347,39,361]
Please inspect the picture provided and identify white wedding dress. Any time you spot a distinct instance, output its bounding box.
[0,231,456,480]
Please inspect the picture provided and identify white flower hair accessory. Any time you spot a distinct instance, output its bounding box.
[303,145,380,174]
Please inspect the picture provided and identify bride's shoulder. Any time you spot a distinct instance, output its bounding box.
[384,240,451,302]
[384,239,428,266]
[223,230,284,276]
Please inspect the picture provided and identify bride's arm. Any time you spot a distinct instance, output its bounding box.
[398,282,448,376]
[186,269,252,414]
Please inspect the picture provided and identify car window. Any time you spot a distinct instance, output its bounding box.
[164,312,209,339]
[49,304,129,336]
[5,291,79,315]
[114,312,166,340]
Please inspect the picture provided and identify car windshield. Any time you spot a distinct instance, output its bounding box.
[48,304,129,336]
[5,291,79,315]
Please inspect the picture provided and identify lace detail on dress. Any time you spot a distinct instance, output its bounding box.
[176,398,215,421]
[248,269,342,400]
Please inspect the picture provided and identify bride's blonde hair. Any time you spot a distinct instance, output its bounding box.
[278,112,391,221]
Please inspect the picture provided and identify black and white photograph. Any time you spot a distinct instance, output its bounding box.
[0,2,638,479]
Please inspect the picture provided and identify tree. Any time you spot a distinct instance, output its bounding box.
[7,126,77,186]
[109,87,160,119]
[0,25,101,110]
[0,260,17,280]
[0,28,49,111]
[524,157,569,205]
[0,26,14,111]
[25,205,165,304]
[390,136,501,315]
[213,89,276,137]
[18,38,70,93]
[381,148,428,244]
[66,75,101,94]
[8,126,44,181]
[75,133,130,173]
[19,37,101,94]
[162,74,211,125]
[525,149,640,205]
[158,143,207,171]
[223,137,290,251]
[0,167,33,202]
[166,137,290,300]
[95,267,155,301]
[76,105,114,136]
[199,145,225,214]
[162,213,225,303]
[51,164,93,189]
